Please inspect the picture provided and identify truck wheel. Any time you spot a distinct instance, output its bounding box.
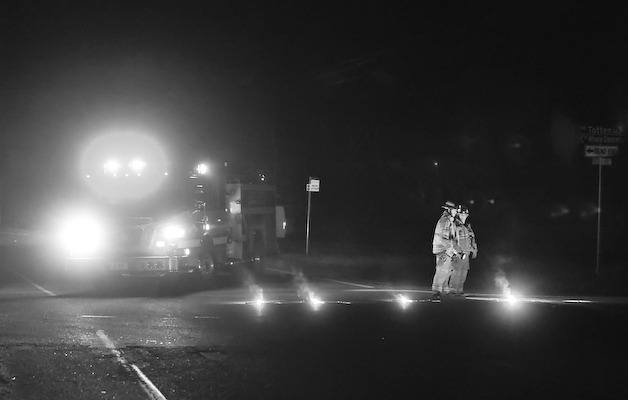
[158,274,179,296]
[252,257,265,276]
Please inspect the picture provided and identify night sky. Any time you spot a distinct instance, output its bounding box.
[1,3,627,255]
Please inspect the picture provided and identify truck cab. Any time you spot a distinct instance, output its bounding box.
[54,133,285,281]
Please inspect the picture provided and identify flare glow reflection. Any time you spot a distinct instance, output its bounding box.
[395,294,413,310]
[307,292,324,311]
[249,289,266,315]
[503,290,521,308]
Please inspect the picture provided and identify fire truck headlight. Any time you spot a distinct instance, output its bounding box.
[55,212,106,257]
[129,158,147,175]
[162,224,185,240]
[103,159,121,176]
[195,163,209,175]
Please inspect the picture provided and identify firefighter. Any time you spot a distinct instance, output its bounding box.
[449,205,478,295]
[430,201,461,301]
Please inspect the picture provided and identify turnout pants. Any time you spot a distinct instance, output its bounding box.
[449,256,470,293]
[431,253,454,293]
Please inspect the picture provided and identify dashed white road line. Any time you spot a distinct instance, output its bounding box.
[96,329,168,400]
[80,315,115,318]
[13,272,56,296]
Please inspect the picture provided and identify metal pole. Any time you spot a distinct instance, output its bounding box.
[305,186,312,255]
[595,161,603,275]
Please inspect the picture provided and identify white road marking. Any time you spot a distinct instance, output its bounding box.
[464,295,600,306]
[266,267,376,289]
[266,267,294,275]
[80,315,115,318]
[13,272,56,296]
[563,299,593,304]
[346,288,433,293]
[193,315,221,319]
[326,279,375,289]
[131,364,168,400]
[96,330,168,400]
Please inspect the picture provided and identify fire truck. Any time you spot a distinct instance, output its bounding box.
[52,133,286,282]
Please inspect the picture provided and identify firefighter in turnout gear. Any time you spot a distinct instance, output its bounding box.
[449,205,478,295]
[430,201,462,301]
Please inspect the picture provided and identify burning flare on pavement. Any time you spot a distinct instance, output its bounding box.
[307,291,324,311]
[248,284,266,314]
[295,271,325,311]
[395,294,413,310]
[495,270,520,307]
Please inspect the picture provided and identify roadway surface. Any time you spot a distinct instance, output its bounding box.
[1,255,628,399]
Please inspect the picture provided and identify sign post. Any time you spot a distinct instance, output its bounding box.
[305,177,320,255]
[595,159,602,276]
[581,126,623,275]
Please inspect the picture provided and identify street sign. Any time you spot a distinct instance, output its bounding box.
[307,178,320,192]
[592,157,612,166]
[584,145,619,158]
[581,126,624,144]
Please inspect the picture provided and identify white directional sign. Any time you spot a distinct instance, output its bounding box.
[592,157,612,166]
[581,126,624,144]
[307,178,320,192]
[584,145,619,158]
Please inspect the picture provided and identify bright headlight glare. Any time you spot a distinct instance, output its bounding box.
[195,163,209,175]
[129,158,147,173]
[55,213,106,257]
[162,225,185,240]
[103,159,121,175]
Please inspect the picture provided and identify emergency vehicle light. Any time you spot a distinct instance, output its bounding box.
[55,211,107,257]
[129,158,147,174]
[103,159,121,176]
[195,163,209,175]
[162,224,185,240]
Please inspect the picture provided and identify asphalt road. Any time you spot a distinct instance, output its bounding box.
[1,254,628,399]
